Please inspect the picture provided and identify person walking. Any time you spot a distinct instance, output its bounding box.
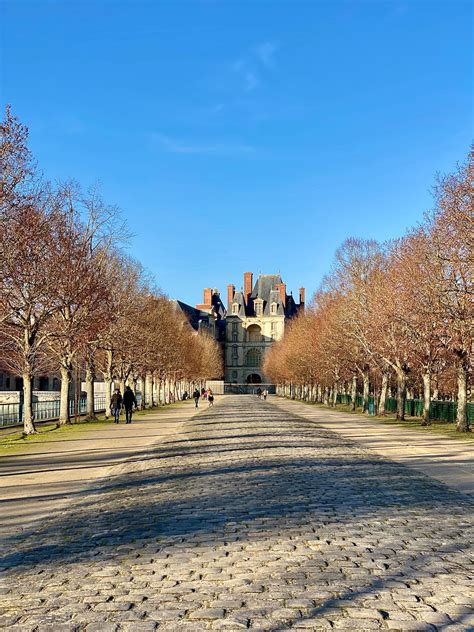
[123,385,137,424]
[263,389,268,401]
[111,388,122,424]
[193,388,200,408]
[208,389,214,407]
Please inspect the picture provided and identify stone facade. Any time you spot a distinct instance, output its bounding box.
[225,272,304,384]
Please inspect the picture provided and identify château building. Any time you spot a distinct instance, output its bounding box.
[225,272,304,384]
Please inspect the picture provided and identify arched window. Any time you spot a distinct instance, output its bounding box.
[246,348,261,367]
[247,324,262,342]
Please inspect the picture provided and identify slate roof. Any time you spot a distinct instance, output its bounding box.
[227,274,301,319]
[250,274,283,301]
[174,300,211,331]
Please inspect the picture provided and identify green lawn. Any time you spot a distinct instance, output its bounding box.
[296,400,474,442]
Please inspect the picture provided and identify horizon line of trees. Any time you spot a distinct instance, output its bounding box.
[264,147,473,432]
[0,106,223,435]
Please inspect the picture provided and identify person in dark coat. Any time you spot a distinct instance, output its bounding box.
[122,385,137,424]
[111,388,122,424]
[193,388,200,408]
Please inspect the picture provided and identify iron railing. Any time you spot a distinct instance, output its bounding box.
[0,395,145,428]
[335,393,473,423]
[224,383,276,395]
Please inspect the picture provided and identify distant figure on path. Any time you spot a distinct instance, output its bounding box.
[193,389,200,408]
[263,389,268,401]
[111,388,122,424]
[256,387,262,399]
[123,385,137,424]
[208,389,214,407]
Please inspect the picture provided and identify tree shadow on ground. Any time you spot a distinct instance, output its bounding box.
[1,398,473,629]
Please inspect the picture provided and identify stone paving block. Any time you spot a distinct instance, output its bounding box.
[146,609,187,620]
[333,617,383,628]
[119,622,157,631]
[385,622,437,631]
[188,608,225,620]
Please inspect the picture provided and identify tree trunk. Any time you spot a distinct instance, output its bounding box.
[22,372,36,435]
[139,374,146,409]
[421,369,431,426]
[103,349,113,418]
[85,365,96,420]
[432,375,439,401]
[396,369,407,421]
[362,369,370,414]
[456,362,469,432]
[378,372,388,416]
[59,364,72,425]
[350,374,357,411]
[332,382,338,407]
[323,386,329,406]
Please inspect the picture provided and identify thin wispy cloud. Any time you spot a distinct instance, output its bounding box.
[151,133,255,156]
[232,41,279,92]
[254,41,278,68]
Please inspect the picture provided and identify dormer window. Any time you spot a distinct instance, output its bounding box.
[232,303,239,315]
[254,298,264,317]
[270,302,277,315]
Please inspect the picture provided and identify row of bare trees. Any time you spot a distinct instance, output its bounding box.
[0,107,223,434]
[264,149,473,431]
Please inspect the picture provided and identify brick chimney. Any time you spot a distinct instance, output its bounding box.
[227,284,235,309]
[196,287,212,310]
[299,287,305,307]
[276,282,286,307]
[243,272,253,304]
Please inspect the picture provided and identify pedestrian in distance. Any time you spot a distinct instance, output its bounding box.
[256,387,262,399]
[123,385,137,424]
[193,388,200,408]
[208,389,214,407]
[263,389,268,401]
[111,388,122,423]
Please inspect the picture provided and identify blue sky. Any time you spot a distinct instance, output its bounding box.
[1,0,472,306]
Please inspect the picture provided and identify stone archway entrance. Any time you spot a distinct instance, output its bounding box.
[246,373,262,384]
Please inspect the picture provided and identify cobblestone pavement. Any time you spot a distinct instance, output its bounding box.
[1,395,473,631]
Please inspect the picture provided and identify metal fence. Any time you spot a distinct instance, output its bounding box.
[0,396,107,428]
[336,393,473,423]
[224,383,276,395]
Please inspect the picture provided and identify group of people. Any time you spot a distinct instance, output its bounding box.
[256,387,269,400]
[110,385,138,424]
[192,387,214,408]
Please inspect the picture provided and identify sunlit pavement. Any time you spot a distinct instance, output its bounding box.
[1,395,473,631]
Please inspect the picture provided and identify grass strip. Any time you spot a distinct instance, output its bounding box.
[0,401,191,454]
